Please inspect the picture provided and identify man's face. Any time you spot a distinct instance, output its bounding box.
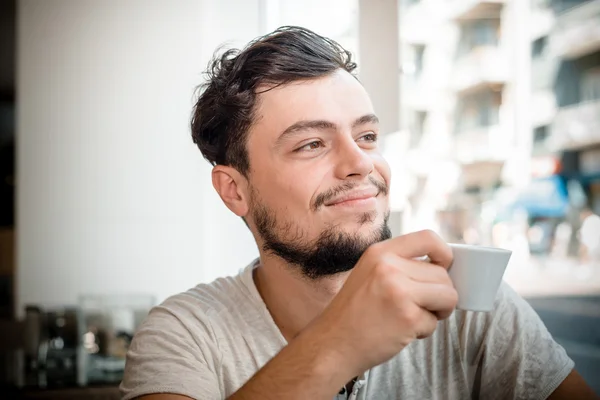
[244,69,391,279]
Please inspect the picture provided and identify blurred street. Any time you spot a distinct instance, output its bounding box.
[506,257,600,395]
[506,256,600,297]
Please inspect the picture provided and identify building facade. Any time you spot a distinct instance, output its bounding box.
[393,0,600,254]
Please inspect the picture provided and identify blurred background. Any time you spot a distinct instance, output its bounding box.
[0,0,598,398]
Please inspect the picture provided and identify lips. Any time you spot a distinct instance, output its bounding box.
[324,187,379,206]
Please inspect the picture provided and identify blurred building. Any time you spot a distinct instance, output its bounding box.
[391,0,600,254]
[391,0,529,245]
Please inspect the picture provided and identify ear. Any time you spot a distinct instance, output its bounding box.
[212,165,249,217]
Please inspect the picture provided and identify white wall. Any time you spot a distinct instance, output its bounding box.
[262,0,359,57]
[16,0,261,315]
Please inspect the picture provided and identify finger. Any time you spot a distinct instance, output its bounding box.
[410,281,458,320]
[391,254,453,286]
[378,230,453,269]
[411,307,439,339]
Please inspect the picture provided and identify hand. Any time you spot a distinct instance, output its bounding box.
[310,230,458,377]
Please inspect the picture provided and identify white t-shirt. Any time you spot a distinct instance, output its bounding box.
[120,260,574,400]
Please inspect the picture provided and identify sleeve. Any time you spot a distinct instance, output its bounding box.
[119,300,222,400]
[471,282,575,400]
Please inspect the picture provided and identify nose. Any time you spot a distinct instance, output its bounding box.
[333,136,374,180]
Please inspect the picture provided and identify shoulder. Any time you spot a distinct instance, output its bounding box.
[121,266,258,400]
[145,268,255,338]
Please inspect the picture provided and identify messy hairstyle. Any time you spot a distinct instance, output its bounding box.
[190,26,357,176]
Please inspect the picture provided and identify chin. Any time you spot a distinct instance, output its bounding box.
[333,211,382,231]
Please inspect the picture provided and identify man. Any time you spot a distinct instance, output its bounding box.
[120,27,596,399]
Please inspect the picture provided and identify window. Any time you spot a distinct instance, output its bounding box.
[465,185,482,195]
[458,19,500,57]
[579,147,600,174]
[455,89,502,132]
[531,0,552,10]
[414,45,425,77]
[416,111,427,135]
[533,125,550,143]
[532,36,548,59]
[581,67,600,102]
[532,125,550,154]
[409,111,428,147]
[551,0,593,14]
[472,20,499,46]
[402,44,426,77]
[403,0,420,7]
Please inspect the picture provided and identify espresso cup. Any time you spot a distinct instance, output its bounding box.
[447,244,512,312]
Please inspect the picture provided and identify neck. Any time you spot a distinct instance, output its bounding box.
[253,252,349,342]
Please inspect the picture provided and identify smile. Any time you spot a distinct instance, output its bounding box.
[328,197,378,208]
[325,188,379,208]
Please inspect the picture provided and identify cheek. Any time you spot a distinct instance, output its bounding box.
[372,154,392,185]
[259,168,316,210]
[283,175,317,209]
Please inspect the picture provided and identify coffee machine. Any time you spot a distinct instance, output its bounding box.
[23,305,86,388]
[21,294,154,388]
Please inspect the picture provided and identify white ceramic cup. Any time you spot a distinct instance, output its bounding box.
[447,243,512,312]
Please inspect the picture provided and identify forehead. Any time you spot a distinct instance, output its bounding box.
[250,69,375,142]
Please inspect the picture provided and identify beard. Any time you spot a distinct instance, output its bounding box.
[251,197,392,280]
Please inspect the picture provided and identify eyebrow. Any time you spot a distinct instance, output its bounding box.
[275,113,379,146]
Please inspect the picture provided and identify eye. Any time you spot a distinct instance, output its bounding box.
[296,140,323,152]
[358,132,378,143]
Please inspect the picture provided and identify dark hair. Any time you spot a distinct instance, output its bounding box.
[190,26,357,176]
